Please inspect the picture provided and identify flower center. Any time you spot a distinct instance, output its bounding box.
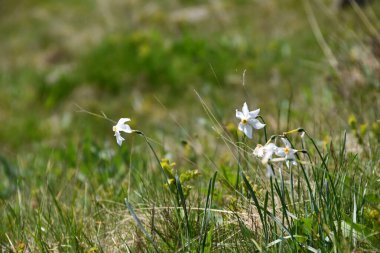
[284,147,289,155]
[113,126,117,132]
[241,118,248,125]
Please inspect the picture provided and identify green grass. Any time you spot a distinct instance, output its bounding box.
[1,0,380,252]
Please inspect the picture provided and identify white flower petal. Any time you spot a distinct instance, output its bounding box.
[266,166,274,178]
[263,151,273,161]
[250,119,265,129]
[281,138,291,148]
[236,110,244,119]
[243,125,252,139]
[265,143,278,152]
[287,152,296,161]
[117,118,131,126]
[242,102,249,116]
[238,122,244,132]
[119,124,132,133]
[256,143,277,164]
[253,145,264,157]
[115,132,125,146]
[249,108,260,118]
[275,148,286,157]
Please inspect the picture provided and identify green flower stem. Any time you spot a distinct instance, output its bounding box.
[257,116,268,142]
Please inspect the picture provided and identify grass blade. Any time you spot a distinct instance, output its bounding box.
[199,172,217,253]
[175,175,191,250]
[241,171,267,240]
[125,199,160,253]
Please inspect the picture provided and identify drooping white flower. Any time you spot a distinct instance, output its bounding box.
[253,144,265,157]
[236,102,265,139]
[253,143,278,164]
[275,138,297,167]
[113,118,133,146]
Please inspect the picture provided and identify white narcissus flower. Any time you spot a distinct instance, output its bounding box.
[253,144,265,157]
[236,102,265,139]
[113,118,133,146]
[275,138,298,167]
[253,143,278,164]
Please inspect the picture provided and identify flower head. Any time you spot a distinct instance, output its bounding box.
[113,118,133,146]
[236,102,265,139]
[253,143,278,164]
[275,138,298,167]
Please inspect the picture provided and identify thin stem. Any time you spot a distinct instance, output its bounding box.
[257,116,268,142]
[134,131,168,182]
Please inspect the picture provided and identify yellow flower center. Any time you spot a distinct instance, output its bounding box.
[241,118,248,125]
[284,147,289,155]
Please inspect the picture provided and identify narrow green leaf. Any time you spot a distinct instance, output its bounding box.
[175,175,191,248]
[241,171,267,239]
[125,199,160,253]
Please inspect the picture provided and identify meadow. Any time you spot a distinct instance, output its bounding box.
[0,0,379,252]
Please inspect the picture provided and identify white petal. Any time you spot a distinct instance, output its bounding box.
[242,102,249,116]
[263,150,273,161]
[238,122,244,132]
[265,143,278,152]
[117,118,131,126]
[253,145,264,157]
[266,166,274,178]
[236,110,244,119]
[281,138,291,148]
[287,152,296,161]
[115,132,125,146]
[250,119,265,129]
[275,148,286,157]
[119,124,132,133]
[249,108,260,118]
[243,125,252,139]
